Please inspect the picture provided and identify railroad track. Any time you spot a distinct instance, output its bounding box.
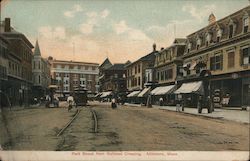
[56,107,98,137]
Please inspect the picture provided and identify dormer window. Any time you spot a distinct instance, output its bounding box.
[216,28,222,42]
[243,17,249,33]
[187,42,192,53]
[196,37,201,50]
[229,25,234,38]
[206,33,211,47]
[228,19,236,39]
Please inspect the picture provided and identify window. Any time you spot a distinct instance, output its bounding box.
[210,54,223,70]
[85,66,89,70]
[135,66,137,74]
[160,71,164,81]
[138,77,140,86]
[227,52,235,68]
[217,29,222,42]
[38,75,41,84]
[243,17,249,33]
[138,64,140,73]
[229,25,234,38]
[242,47,250,65]
[196,37,201,50]
[92,66,96,70]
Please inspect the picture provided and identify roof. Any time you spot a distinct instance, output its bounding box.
[126,50,158,67]
[99,58,112,68]
[34,40,41,56]
[52,59,99,66]
[173,38,187,44]
[106,63,125,70]
[187,5,250,37]
[0,24,34,48]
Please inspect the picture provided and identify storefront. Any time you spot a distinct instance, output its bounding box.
[210,71,250,107]
[150,85,176,105]
[174,81,204,107]
[126,91,141,104]
[137,87,151,105]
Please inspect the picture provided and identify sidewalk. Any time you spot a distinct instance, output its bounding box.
[153,105,250,124]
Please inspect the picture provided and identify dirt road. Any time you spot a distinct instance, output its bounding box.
[0,103,249,151]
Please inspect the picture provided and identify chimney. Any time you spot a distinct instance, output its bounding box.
[153,43,156,51]
[4,18,11,32]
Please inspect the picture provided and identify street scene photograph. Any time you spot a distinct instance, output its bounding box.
[0,0,250,160]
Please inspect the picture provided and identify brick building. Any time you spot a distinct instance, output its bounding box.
[50,59,99,97]
[0,18,34,106]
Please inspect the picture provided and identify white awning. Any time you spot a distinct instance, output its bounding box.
[95,93,102,97]
[100,91,112,98]
[151,85,175,95]
[190,61,197,70]
[138,87,151,97]
[174,81,203,94]
[127,91,140,97]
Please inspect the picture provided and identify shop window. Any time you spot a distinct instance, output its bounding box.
[210,54,223,70]
[242,47,250,65]
[228,52,235,68]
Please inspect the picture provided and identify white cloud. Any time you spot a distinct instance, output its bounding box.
[79,9,110,35]
[113,20,151,42]
[182,4,216,22]
[113,20,129,34]
[38,26,66,40]
[64,4,83,18]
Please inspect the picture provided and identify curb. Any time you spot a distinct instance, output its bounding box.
[157,107,249,124]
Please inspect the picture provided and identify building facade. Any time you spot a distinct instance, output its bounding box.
[126,44,158,92]
[1,18,34,106]
[50,59,99,97]
[32,40,51,98]
[155,39,186,86]
[179,6,250,107]
[153,39,186,105]
[98,58,127,98]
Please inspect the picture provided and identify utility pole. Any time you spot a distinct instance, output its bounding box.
[73,42,75,61]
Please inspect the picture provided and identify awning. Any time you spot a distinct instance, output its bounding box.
[48,85,58,89]
[100,91,112,98]
[138,87,151,97]
[174,81,203,94]
[127,91,140,97]
[151,85,175,95]
[95,93,102,97]
[190,61,197,70]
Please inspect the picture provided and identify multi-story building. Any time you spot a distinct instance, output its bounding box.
[0,35,9,107]
[125,44,158,104]
[1,18,34,106]
[178,6,250,107]
[50,59,99,97]
[152,38,186,105]
[32,40,51,98]
[98,58,128,99]
[126,44,158,92]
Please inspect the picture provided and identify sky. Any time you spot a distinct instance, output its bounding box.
[1,0,249,64]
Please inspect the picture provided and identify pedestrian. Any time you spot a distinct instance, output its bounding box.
[159,97,163,106]
[45,94,51,107]
[67,94,74,111]
[111,98,117,109]
[176,94,182,112]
